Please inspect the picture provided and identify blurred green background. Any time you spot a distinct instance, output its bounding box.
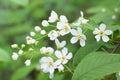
[0,0,120,80]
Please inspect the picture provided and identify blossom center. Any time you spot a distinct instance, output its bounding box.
[48,62,53,66]
[99,30,104,36]
[61,55,66,61]
[77,34,82,39]
[63,24,69,31]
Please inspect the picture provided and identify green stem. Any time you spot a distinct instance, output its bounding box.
[64,65,73,74]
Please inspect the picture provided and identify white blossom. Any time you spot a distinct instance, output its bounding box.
[55,47,72,64]
[26,37,36,45]
[18,50,23,55]
[55,39,66,49]
[21,44,25,48]
[34,26,41,32]
[40,47,54,55]
[57,64,64,72]
[42,20,49,27]
[114,8,118,12]
[48,10,58,23]
[25,59,31,66]
[29,48,33,52]
[11,44,18,48]
[112,15,116,20]
[93,23,112,42]
[73,11,88,26]
[30,32,36,36]
[12,52,18,60]
[101,8,106,12]
[40,30,46,35]
[70,28,86,47]
[40,57,61,79]
[57,22,70,36]
[48,30,59,40]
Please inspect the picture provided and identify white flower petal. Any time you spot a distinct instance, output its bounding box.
[70,29,78,35]
[49,72,54,79]
[60,30,68,36]
[82,34,86,40]
[102,35,109,42]
[80,11,84,17]
[77,27,82,33]
[58,64,64,72]
[66,52,72,59]
[99,23,106,31]
[60,15,68,23]
[55,39,60,45]
[54,60,61,66]
[62,60,68,64]
[81,19,88,24]
[57,22,64,30]
[60,41,66,48]
[55,50,62,58]
[95,35,101,42]
[80,39,85,47]
[105,30,112,35]
[70,37,78,44]
[62,47,68,55]
[93,28,99,34]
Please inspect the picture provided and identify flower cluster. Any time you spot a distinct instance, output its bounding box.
[11,10,113,79]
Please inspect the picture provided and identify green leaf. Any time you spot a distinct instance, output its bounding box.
[11,64,36,80]
[0,48,10,62]
[11,0,29,6]
[72,52,120,80]
[73,31,103,65]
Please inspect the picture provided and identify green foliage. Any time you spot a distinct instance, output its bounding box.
[72,52,120,80]
[0,0,120,80]
[11,64,36,80]
[0,48,10,62]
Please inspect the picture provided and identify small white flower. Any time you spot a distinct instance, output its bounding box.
[57,64,64,72]
[48,30,59,40]
[40,30,46,35]
[101,8,106,12]
[112,15,116,20]
[57,15,71,36]
[30,32,36,36]
[70,28,86,47]
[18,50,23,55]
[55,39,66,49]
[21,44,25,48]
[40,47,46,53]
[34,26,41,32]
[25,59,31,66]
[55,47,72,64]
[74,11,88,26]
[26,36,31,40]
[48,10,58,23]
[93,23,112,42]
[118,72,120,76]
[11,44,18,48]
[42,20,49,27]
[57,22,71,36]
[40,47,54,55]
[29,48,33,52]
[40,57,60,79]
[26,37,36,45]
[114,8,118,12]
[12,52,18,60]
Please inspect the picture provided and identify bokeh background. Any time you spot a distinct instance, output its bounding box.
[0,0,120,80]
